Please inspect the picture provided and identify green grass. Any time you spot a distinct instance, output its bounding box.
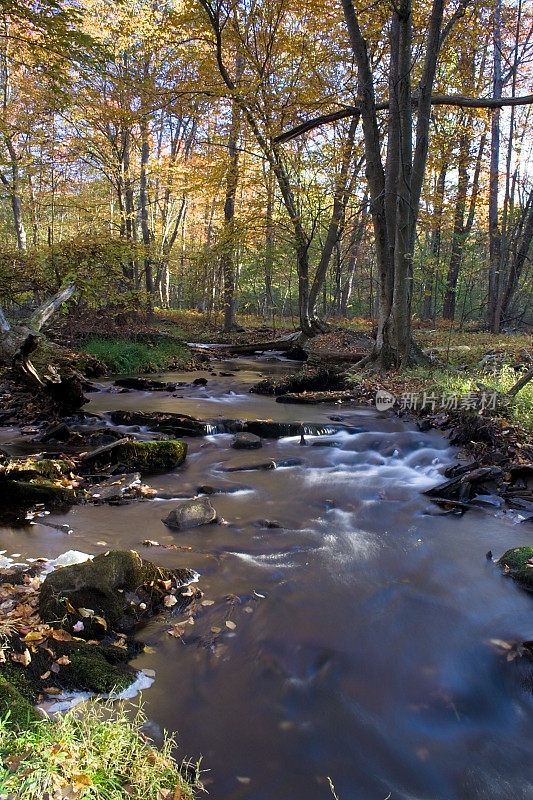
[0,701,200,800]
[80,336,194,374]
[403,364,533,434]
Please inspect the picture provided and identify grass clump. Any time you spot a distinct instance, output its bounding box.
[0,701,200,799]
[81,336,193,375]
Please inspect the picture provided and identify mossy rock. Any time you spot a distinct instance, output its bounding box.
[0,479,73,510]
[0,457,75,512]
[39,549,195,636]
[113,440,187,472]
[500,547,533,591]
[2,457,73,482]
[0,675,41,729]
[1,635,137,702]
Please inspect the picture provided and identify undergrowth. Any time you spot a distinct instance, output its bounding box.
[80,337,193,374]
[407,364,533,434]
[0,700,200,800]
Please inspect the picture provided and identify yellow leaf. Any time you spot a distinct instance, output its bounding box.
[72,774,93,788]
[94,616,107,630]
[23,631,45,643]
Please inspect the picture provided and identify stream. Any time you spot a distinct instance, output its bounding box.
[1,356,533,800]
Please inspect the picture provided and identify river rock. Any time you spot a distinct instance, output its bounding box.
[39,549,196,636]
[232,432,262,450]
[499,546,533,591]
[81,439,187,473]
[162,497,217,530]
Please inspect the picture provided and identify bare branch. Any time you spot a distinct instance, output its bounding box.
[274,94,533,144]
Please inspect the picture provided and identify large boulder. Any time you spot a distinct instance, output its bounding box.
[39,550,196,637]
[162,497,217,531]
[499,546,533,591]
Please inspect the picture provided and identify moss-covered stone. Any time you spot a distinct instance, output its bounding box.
[39,549,195,636]
[1,635,137,701]
[60,652,135,695]
[0,479,73,509]
[500,547,533,591]
[0,676,41,729]
[113,440,187,472]
[0,457,76,513]
[2,458,73,482]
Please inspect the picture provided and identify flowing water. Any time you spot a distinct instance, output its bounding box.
[1,357,533,800]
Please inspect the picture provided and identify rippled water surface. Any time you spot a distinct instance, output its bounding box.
[1,358,533,800]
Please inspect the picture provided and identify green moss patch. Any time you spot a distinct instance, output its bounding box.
[500,547,533,591]
[0,676,41,729]
[113,440,187,473]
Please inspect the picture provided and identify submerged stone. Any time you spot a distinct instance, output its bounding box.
[232,432,262,449]
[162,497,217,530]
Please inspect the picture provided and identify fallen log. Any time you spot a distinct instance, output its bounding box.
[216,333,304,357]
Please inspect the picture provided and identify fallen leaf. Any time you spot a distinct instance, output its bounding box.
[77,607,94,618]
[43,687,62,695]
[11,649,31,666]
[64,599,77,614]
[225,620,236,631]
[167,626,184,638]
[72,774,93,789]
[51,629,73,642]
[164,595,178,608]
[56,655,70,666]
[40,670,51,680]
[94,616,108,630]
[24,631,46,643]
[201,600,215,606]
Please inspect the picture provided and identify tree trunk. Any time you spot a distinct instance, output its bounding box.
[499,189,533,323]
[139,114,153,309]
[342,0,447,369]
[423,163,446,319]
[487,0,502,333]
[221,57,243,333]
[264,162,275,315]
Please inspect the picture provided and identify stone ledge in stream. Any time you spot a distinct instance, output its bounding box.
[109,410,210,437]
[108,411,360,439]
